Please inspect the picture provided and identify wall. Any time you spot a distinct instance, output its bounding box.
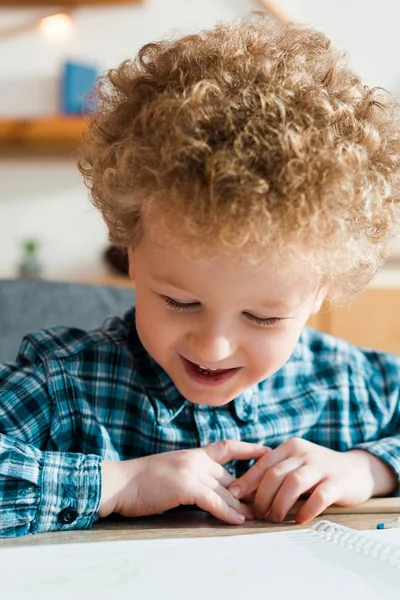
[0,0,399,279]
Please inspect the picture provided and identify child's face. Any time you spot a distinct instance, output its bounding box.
[128,226,326,406]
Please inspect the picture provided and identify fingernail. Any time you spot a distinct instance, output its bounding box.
[230,486,241,499]
[269,511,280,523]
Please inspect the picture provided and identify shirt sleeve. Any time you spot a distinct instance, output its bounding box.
[352,348,400,495]
[0,354,102,538]
[355,436,400,494]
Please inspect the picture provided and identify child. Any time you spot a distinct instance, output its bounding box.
[1,14,399,538]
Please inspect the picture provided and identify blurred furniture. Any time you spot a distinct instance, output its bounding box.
[0,278,135,363]
[104,246,129,276]
[0,116,88,155]
[0,0,143,155]
[307,289,400,355]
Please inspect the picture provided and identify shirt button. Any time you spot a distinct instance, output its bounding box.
[58,508,79,525]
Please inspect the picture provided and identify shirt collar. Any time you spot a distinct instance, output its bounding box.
[231,385,259,423]
[125,308,258,424]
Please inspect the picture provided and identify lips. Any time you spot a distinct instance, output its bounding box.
[186,357,235,373]
[180,356,241,387]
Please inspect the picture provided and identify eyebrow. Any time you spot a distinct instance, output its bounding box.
[257,299,299,310]
[151,275,189,291]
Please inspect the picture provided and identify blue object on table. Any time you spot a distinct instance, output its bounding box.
[61,60,98,115]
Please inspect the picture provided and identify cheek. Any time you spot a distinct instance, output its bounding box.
[247,328,302,374]
[136,302,182,354]
[135,285,166,326]
[135,291,163,346]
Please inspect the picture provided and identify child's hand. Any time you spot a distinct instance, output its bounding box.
[228,439,398,524]
[99,440,267,525]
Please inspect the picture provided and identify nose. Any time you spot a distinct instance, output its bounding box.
[187,323,235,365]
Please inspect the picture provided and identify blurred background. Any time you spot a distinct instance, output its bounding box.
[0,0,399,351]
[1,0,399,281]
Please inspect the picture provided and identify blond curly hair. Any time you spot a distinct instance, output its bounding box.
[78,13,400,301]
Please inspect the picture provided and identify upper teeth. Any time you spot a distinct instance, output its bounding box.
[198,365,218,371]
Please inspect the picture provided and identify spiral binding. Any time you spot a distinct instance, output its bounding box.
[310,520,400,569]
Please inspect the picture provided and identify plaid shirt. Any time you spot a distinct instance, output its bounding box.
[1,307,399,538]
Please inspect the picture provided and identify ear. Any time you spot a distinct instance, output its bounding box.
[310,283,329,315]
[127,246,136,282]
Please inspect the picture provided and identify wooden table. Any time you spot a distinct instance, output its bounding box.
[0,506,392,548]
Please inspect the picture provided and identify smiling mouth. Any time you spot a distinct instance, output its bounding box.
[180,356,241,385]
[187,359,235,375]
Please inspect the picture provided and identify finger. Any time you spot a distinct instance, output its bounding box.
[295,480,338,524]
[210,480,255,520]
[228,445,292,499]
[209,464,236,489]
[204,440,269,466]
[268,465,323,523]
[241,490,256,503]
[253,456,303,519]
[194,484,247,525]
[210,462,255,510]
[209,464,255,507]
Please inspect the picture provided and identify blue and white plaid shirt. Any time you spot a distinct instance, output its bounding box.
[0,307,399,538]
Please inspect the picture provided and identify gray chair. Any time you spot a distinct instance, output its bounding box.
[0,278,135,363]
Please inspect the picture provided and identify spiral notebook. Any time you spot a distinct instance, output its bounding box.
[0,520,399,600]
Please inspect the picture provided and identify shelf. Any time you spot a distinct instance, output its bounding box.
[0,1,142,5]
[0,116,87,154]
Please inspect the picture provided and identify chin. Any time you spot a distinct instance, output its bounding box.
[188,395,235,407]
[177,384,237,407]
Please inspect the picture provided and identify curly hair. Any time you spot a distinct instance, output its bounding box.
[77,13,400,301]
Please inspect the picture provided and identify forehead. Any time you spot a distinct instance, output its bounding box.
[137,223,318,307]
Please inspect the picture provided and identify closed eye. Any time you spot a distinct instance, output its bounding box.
[243,313,281,326]
[161,295,199,311]
[161,295,281,326]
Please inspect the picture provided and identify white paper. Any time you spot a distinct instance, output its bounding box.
[1,525,400,600]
